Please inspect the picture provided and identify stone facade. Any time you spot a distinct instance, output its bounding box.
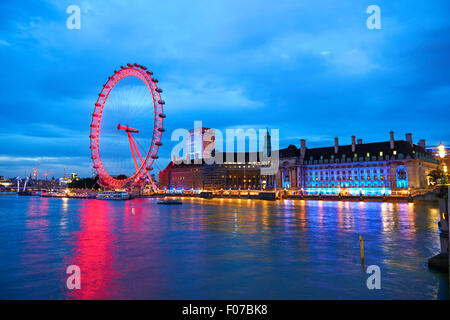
[277,132,439,195]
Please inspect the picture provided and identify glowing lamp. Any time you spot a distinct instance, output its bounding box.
[438,143,446,159]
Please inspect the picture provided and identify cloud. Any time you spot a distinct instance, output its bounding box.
[163,77,264,110]
[0,155,57,162]
[0,0,449,177]
[322,49,379,75]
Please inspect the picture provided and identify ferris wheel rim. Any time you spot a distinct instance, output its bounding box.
[89,63,165,188]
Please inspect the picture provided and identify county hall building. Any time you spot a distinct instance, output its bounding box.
[159,129,439,195]
[278,131,439,195]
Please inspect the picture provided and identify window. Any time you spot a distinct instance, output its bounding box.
[396,167,408,188]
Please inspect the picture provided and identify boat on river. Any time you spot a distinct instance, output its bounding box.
[157,198,182,205]
[96,191,132,200]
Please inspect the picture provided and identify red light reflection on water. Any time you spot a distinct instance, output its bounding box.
[67,200,119,299]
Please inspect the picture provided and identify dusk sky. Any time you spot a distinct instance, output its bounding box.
[0,0,449,178]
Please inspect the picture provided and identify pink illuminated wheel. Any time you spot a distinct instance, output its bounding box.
[89,63,166,189]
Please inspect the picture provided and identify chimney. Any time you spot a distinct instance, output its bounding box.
[351,136,356,152]
[419,139,426,149]
[390,131,395,149]
[405,133,413,146]
[300,139,306,159]
[357,139,363,145]
[334,137,339,154]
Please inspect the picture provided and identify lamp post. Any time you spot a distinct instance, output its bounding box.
[438,142,448,185]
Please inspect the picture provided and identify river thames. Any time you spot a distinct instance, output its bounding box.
[0,195,448,299]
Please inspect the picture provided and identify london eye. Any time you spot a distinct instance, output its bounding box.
[89,63,165,190]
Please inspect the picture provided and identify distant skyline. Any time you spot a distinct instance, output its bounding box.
[1,0,449,178]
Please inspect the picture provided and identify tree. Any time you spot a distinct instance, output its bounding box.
[68,176,99,189]
[427,169,444,186]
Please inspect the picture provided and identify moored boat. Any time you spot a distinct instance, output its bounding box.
[96,191,132,200]
[157,198,182,205]
[17,190,33,196]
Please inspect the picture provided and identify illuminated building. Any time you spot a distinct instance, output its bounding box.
[159,130,274,191]
[278,132,439,195]
[159,152,275,191]
[160,130,439,195]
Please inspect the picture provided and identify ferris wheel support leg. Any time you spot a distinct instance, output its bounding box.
[128,133,159,192]
[127,132,140,172]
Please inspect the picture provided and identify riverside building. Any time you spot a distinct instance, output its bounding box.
[158,128,275,191]
[159,129,439,196]
[278,132,439,196]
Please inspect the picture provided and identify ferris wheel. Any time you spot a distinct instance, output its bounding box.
[89,63,166,190]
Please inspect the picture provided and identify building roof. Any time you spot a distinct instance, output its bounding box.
[280,140,438,164]
[159,139,439,174]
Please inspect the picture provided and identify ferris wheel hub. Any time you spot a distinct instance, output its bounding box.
[117,124,139,133]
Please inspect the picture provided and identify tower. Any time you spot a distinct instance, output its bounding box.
[263,128,271,157]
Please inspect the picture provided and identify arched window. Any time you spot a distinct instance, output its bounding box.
[396,166,408,188]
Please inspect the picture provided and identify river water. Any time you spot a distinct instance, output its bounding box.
[0,195,448,299]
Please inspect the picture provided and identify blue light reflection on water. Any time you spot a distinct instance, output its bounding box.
[0,195,448,299]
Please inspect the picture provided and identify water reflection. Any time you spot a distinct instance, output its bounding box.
[0,195,447,299]
[67,200,119,299]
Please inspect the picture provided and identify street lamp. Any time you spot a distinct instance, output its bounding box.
[438,142,448,184]
[438,142,446,159]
